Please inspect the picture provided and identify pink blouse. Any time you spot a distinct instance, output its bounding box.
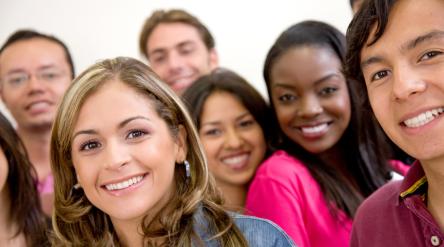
[37,173,54,195]
[246,150,352,247]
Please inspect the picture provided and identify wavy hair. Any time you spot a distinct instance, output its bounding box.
[0,113,49,245]
[50,57,247,246]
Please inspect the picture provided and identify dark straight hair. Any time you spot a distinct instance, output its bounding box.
[263,20,392,218]
[0,113,49,245]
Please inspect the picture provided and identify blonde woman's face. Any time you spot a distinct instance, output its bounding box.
[70,79,186,225]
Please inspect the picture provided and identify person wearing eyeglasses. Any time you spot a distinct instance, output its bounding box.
[0,29,75,216]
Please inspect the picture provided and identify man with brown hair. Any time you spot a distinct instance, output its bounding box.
[346,0,444,245]
[139,9,218,94]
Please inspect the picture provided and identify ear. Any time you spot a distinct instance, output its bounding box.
[208,48,219,70]
[175,125,188,163]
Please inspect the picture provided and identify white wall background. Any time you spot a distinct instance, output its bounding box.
[0,0,353,118]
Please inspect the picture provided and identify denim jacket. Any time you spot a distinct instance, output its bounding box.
[193,208,296,247]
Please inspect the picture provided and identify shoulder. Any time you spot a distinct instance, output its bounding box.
[233,214,296,247]
[256,150,309,177]
[353,180,402,231]
[358,180,401,214]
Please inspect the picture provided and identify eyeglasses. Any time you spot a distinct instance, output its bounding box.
[1,68,67,88]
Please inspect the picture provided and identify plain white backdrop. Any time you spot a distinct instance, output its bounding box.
[0,0,353,119]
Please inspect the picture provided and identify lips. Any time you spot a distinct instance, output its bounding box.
[402,107,444,128]
[220,153,250,170]
[25,100,53,112]
[166,73,196,91]
[297,122,331,138]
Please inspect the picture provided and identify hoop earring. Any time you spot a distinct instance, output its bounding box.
[184,160,191,178]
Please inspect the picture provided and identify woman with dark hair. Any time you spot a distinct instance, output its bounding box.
[245,20,408,247]
[182,67,271,212]
[0,112,49,246]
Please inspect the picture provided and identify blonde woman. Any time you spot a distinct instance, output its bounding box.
[50,57,294,246]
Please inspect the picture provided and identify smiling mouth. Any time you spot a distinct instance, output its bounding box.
[104,174,145,191]
[221,154,249,169]
[402,107,444,128]
[300,123,329,134]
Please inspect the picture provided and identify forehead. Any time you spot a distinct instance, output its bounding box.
[201,91,247,119]
[0,37,69,73]
[147,22,205,52]
[271,46,342,84]
[75,80,157,126]
[361,0,444,60]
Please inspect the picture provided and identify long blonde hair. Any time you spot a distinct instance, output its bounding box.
[50,57,247,246]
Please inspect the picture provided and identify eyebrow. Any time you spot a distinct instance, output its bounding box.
[272,73,342,89]
[361,30,444,70]
[72,116,151,140]
[6,64,58,75]
[403,30,444,50]
[149,40,195,57]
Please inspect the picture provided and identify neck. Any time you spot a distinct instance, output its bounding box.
[112,216,167,247]
[422,158,444,232]
[17,127,51,181]
[217,181,248,213]
[113,219,144,247]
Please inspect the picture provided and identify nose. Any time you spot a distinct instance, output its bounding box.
[167,51,185,74]
[224,128,243,149]
[297,95,323,118]
[27,75,45,95]
[104,140,130,170]
[392,64,427,101]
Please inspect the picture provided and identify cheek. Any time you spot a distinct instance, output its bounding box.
[274,105,293,126]
[72,157,96,186]
[368,91,390,128]
[248,127,266,152]
[53,80,71,98]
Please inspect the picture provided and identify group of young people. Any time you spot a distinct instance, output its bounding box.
[1,0,443,246]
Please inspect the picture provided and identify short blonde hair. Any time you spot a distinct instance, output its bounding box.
[50,57,246,246]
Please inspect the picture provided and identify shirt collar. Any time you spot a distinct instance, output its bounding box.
[399,161,427,199]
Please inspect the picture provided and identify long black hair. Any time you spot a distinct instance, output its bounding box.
[263,20,392,218]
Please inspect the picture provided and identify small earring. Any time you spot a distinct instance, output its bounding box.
[73,183,81,190]
[184,160,191,178]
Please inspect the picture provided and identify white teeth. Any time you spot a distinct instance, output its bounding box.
[29,102,50,110]
[301,123,328,134]
[105,175,143,191]
[403,107,444,128]
[222,154,248,165]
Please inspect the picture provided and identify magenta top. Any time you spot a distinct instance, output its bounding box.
[37,173,54,195]
[246,150,352,247]
[246,150,410,247]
